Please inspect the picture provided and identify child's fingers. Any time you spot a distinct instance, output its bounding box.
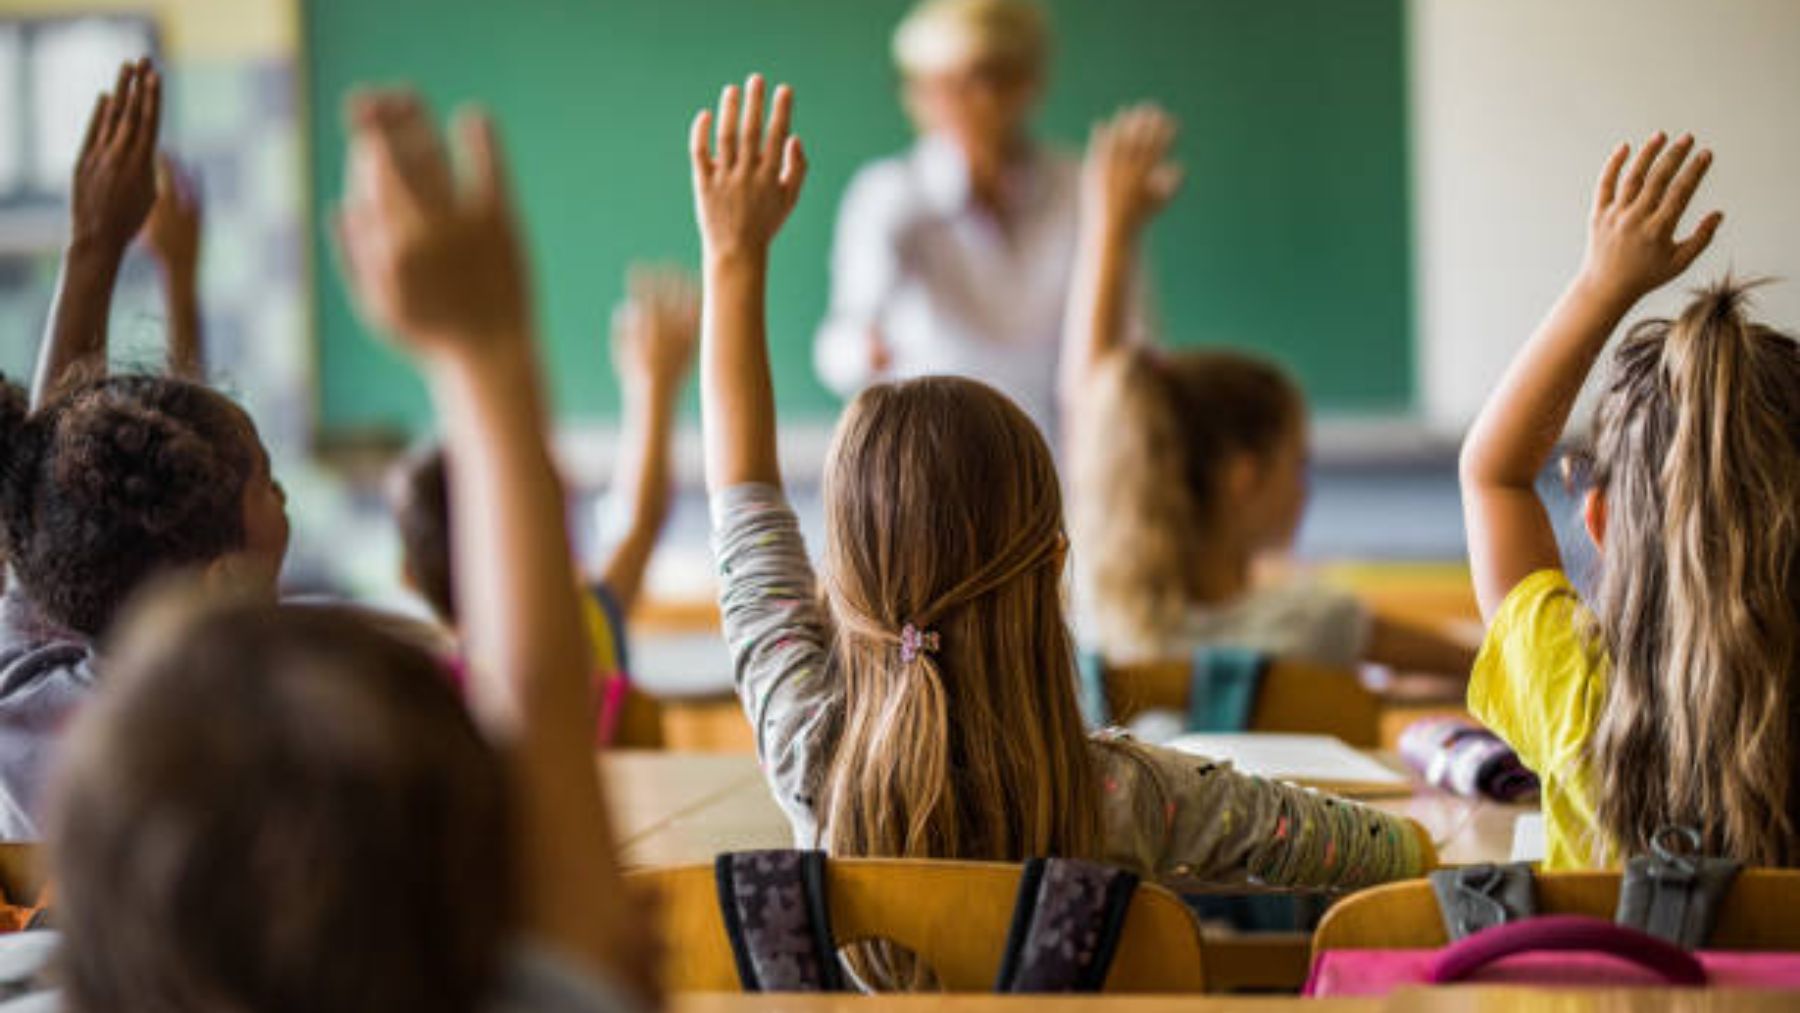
[367,94,454,215]
[690,108,715,177]
[1592,142,1629,214]
[128,66,162,167]
[1616,131,1667,206]
[1670,210,1723,272]
[740,74,766,166]
[105,63,144,158]
[779,135,808,205]
[96,61,132,149]
[1637,133,1693,214]
[763,84,793,168]
[454,107,512,214]
[1148,163,1184,203]
[715,83,741,169]
[1655,146,1711,227]
[76,93,108,165]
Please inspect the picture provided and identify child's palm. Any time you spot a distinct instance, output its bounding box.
[613,265,699,391]
[691,75,807,257]
[1583,133,1722,300]
[338,93,529,357]
[1085,104,1182,235]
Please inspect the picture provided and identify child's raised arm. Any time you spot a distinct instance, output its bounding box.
[142,154,206,379]
[691,74,807,493]
[1459,133,1721,619]
[35,59,160,406]
[598,265,697,611]
[333,91,641,994]
[1059,103,1180,418]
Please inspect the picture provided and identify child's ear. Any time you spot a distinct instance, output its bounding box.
[1583,487,1609,550]
[1225,451,1261,505]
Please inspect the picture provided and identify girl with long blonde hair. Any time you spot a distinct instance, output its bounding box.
[1462,132,1800,868]
[691,74,1431,922]
[1061,107,1475,680]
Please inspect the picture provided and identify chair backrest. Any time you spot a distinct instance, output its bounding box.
[0,843,41,905]
[609,685,666,749]
[1103,656,1381,748]
[1313,870,1800,954]
[630,857,1207,992]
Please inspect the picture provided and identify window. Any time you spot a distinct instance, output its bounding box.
[0,15,157,207]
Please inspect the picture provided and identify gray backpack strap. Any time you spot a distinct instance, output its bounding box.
[1615,826,1742,949]
[1429,862,1537,940]
[994,858,1140,993]
[714,850,845,991]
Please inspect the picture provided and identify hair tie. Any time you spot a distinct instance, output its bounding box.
[899,623,941,664]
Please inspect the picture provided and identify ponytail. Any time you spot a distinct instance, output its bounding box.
[818,376,1100,872]
[1589,280,1800,864]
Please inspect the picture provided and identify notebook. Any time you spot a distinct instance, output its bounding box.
[1510,813,1547,864]
[1165,732,1413,799]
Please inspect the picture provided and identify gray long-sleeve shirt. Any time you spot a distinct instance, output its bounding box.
[711,483,1426,891]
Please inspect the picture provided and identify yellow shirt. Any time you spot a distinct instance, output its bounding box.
[1468,569,1612,870]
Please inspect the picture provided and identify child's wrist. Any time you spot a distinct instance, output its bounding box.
[1569,267,1646,316]
[703,244,770,275]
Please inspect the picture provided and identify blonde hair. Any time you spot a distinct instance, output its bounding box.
[1584,280,1800,865]
[819,376,1100,868]
[1070,347,1303,656]
[892,0,1049,79]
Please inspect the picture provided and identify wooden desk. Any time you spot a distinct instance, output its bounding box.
[672,990,1800,1013]
[602,751,1533,870]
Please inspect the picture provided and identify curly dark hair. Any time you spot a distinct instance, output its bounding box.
[0,373,259,638]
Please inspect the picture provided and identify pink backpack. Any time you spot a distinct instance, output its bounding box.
[1308,915,1800,994]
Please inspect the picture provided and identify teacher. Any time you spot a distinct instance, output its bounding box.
[813,0,1145,436]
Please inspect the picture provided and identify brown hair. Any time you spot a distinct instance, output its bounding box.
[819,376,1100,865]
[1069,347,1303,655]
[390,444,457,625]
[47,597,513,1013]
[0,373,259,638]
[1585,280,1800,865]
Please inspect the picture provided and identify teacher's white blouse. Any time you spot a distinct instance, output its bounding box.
[814,134,1147,436]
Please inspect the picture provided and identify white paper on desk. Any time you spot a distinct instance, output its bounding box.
[1164,733,1408,789]
[1511,814,1547,864]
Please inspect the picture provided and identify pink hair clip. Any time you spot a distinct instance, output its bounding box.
[899,623,941,664]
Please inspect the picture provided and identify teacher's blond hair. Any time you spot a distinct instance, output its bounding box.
[893,0,1049,79]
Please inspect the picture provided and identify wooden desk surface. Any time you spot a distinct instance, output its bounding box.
[672,989,1800,1013]
[602,750,1533,870]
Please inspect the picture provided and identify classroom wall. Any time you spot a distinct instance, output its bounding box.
[305,0,1414,439]
[1410,0,1800,432]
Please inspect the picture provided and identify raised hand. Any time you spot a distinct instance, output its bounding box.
[690,74,807,261]
[335,90,529,360]
[71,58,161,254]
[141,154,202,277]
[1081,103,1182,239]
[612,264,699,400]
[1580,132,1722,304]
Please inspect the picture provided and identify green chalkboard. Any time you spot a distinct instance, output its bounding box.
[304,0,1411,434]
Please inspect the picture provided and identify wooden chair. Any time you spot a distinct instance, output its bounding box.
[0,843,39,904]
[629,857,1207,993]
[1100,656,1383,748]
[1313,870,1800,955]
[656,693,756,752]
[610,685,667,749]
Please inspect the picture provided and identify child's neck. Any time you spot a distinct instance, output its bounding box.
[1190,539,1254,606]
